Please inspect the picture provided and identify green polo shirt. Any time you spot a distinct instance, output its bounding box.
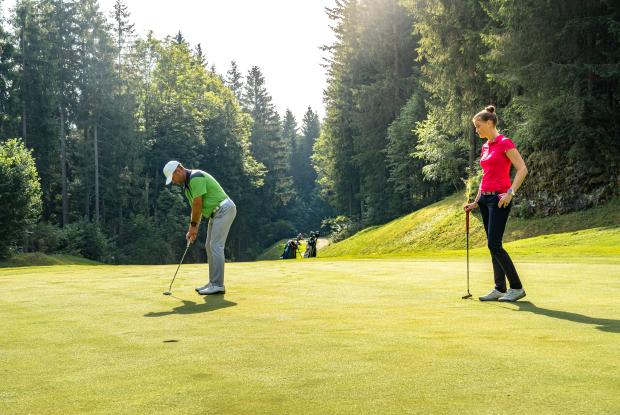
[184,170,228,218]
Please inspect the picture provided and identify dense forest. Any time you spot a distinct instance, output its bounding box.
[0,0,329,262]
[1,0,618,263]
[317,0,620,226]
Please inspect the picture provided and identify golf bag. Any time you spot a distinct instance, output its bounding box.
[280,234,303,259]
[303,231,319,258]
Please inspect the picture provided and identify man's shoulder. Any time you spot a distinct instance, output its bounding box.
[189,170,215,185]
[189,169,207,179]
[188,170,209,192]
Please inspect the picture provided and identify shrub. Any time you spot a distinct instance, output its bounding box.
[321,216,362,242]
[0,138,42,259]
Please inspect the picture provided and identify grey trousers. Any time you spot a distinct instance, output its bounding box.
[205,198,236,287]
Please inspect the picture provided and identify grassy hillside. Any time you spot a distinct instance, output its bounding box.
[320,194,620,258]
[1,257,618,414]
[0,252,101,268]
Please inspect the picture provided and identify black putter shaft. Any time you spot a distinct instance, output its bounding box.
[163,240,192,295]
[462,209,472,299]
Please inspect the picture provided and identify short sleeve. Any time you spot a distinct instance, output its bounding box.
[501,137,516,152]
[189,177,207,198]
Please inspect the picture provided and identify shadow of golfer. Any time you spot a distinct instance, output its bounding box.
[504,301,620,334]
[144,296,237,317]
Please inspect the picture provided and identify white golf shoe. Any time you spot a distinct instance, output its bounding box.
[479,289,505,301]
[198,284,226,295]
[498,288,526,302]
[195,284,209,293]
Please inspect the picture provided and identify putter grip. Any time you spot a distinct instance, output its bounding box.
[466,209,470,232]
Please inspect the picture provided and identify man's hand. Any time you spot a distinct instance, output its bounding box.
[186,224,198,243]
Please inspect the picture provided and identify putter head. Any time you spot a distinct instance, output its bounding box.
[163,291,172,296]
[461,293,472,299]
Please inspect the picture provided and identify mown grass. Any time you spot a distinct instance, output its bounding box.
[1,254,619,414]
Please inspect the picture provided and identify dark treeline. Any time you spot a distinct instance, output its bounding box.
[0,0,330,262]
[316,0,620,228]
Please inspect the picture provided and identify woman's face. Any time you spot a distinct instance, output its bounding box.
[473,118,494,139]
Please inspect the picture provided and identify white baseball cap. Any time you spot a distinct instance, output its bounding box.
[163,160,180,185]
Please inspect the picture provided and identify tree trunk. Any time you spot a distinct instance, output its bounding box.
[154,168,160,222]
[20,10,27,145]
[392,2,400,117]
[469,124,476,176]
[145,176,150,216]
[59,105,68,226]
[94,123,100,222]
[85,190,90,221]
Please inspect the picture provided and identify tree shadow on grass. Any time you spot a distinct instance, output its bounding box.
[498,301,620,333]
[144,296,237,317]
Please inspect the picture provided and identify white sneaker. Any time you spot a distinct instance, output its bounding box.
[499,288,526,302]
[479,289,505,301]
[195,284,209,293]
[198,284,225,295]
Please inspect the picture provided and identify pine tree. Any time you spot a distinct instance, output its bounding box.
[194,43,207,67]
[403,0,492,189]
[226,60,243,102]
[319,0,419,223]
[111,0,134,79]
[316,0,362,218]
[298,106,320,197]
[242,66,294,206]
[0,1,17,138]
[282,109,297,176]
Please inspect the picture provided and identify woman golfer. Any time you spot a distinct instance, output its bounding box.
[464,106,528,302]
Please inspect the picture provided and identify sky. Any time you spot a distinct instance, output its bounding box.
[2,0,336,121]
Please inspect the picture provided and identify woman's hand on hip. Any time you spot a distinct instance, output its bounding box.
[498,193,513,208]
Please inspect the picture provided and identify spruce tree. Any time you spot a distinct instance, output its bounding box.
[111,0,134,79]
[225,60,243,102]
[242,66,294,206]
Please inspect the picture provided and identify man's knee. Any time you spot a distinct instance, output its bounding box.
[209,240,225,255]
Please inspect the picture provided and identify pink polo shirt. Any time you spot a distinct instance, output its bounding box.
[480,134,515,193]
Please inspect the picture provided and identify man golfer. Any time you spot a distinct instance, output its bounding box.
[163,160,236,295]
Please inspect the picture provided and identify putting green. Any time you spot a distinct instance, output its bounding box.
[1,257,619,414]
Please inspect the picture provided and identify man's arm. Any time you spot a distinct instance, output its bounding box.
[186,196,203,242]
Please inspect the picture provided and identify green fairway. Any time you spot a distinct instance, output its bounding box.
[1,256,619,414]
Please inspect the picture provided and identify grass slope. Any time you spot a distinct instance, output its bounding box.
[1,256,619,414]
[0,252,100,268]
[320,194,620,259]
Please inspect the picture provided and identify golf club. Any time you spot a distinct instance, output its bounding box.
[163,239,192,296]
[462,209,472,299]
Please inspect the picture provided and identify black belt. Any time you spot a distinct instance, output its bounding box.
[481,191,500,195]
[209,198,228,218]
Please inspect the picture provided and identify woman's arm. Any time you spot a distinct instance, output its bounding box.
[498,148,528,208]
[464,183,482,212]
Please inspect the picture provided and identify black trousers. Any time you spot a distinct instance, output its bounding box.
[478,194,523,291]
